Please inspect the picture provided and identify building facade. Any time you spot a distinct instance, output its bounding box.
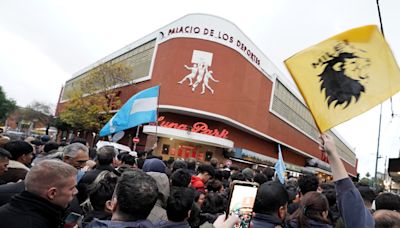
[57,14,358,178]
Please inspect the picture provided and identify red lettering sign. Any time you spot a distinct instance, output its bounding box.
[157,116,229,139]
[197,151,205,160]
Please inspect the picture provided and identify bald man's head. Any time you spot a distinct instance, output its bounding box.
[25,160,78,208]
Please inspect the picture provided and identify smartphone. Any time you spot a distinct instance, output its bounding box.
[64,212,82,228]
[226,181,259,228]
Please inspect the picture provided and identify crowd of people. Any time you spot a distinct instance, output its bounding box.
[0,133,399,228]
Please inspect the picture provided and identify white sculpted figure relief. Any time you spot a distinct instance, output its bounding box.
[201,70,219,94]
[178,50,219,95]
[178,63,198,85]
[191,63,207,92]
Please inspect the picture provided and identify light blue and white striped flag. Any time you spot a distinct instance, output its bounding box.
[99,86,159,137]
[274,144,286,184]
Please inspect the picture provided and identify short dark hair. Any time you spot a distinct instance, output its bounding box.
[286,185,299,203]
[202,191,226,214]
[4,140,33,160]
[30,139,44,146]
[171,169,191,188]
[230,172,245,182]
[115,170,158,220]
[375,193,400,211]
[322,188,336,207]
[254,173,268,186]
[0,148,11,160]
[262,167,275,181]
[356,185,376,205]
[136,158,145,169]
[120,153,136,166]
[172,160,187,173]
[254,181,289,214]
[167,187,195,222]
[186,158,196,171]
[97,146,117,165]
[206,179,223,193]
[210,158,219,168]
[197,164,215,178]
[89,173,118,211]
[43,142,59,153]
[298,174,319,195]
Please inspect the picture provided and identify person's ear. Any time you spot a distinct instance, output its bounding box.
[322,210,329,219]
[110,197,118,212]
[47,187,57,200]
[105,200,113,212]
[278,204,287,220]
[20,153,30,163]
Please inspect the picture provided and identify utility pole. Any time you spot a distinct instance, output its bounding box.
[374,104,383,189]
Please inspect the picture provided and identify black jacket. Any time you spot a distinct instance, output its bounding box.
[0,181,83,215]
[77,164,115,203]
[154,220,190,228]
[252,213,286,228]
[82,210,112,228]
[0,190,67,228]
[0,181,25,206]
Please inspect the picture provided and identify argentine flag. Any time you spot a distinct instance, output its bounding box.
[274,144,286,184]
[99,86,159,137]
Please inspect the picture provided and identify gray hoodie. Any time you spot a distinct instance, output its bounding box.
[146,172,170,223]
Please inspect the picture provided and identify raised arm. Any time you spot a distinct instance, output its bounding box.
[319,133,374,228]
[319,134,348,181]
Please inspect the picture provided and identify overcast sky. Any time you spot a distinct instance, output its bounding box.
[1,0,399,178]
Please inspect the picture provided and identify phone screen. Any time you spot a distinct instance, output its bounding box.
[64,212,82,228]
[227,182,258,228]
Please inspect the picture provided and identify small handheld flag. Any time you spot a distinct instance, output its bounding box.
[99,86,160,137]
[274,144,286,184]
[285,25,400,132]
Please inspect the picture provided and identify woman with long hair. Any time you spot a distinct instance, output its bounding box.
[288,191,331,228]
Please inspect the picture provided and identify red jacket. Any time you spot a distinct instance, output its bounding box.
[191,175,205,192]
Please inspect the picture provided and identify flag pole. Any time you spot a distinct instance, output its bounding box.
[154,84,161,150]
[376,0,385,36]
[376,0,394,116]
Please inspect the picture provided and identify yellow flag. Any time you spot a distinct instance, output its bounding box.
[285,25,400,132]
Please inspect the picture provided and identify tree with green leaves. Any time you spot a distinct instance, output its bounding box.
[60,62,133,133]
[0,86,17,123]
[16,101,56,134]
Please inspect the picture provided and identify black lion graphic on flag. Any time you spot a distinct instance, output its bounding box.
[319,52,369,109]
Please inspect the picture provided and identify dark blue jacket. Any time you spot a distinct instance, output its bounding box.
[154,220,190,228]
[252,213,286,228]
[287,219,331,228]
[86,219,154,228]
[335,178,374,228]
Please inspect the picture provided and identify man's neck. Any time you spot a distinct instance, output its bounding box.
[111,212,138,222]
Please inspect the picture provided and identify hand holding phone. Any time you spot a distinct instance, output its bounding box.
[64,212,82,228]
[226,181,259,228]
